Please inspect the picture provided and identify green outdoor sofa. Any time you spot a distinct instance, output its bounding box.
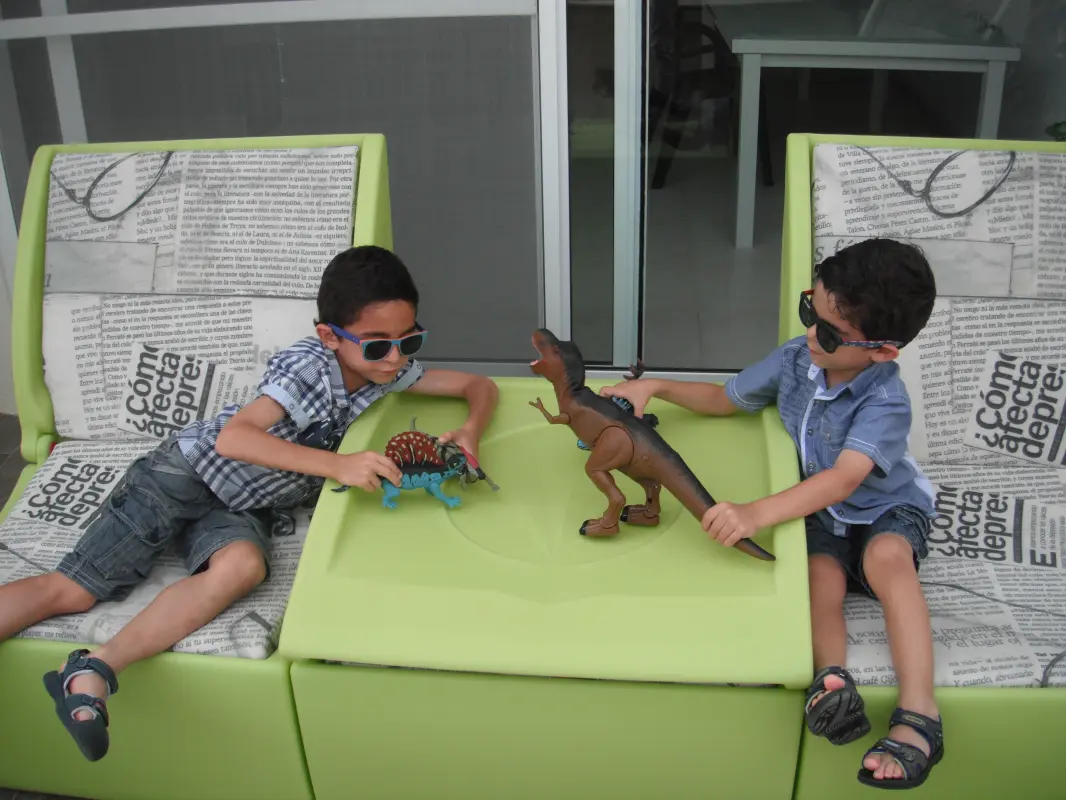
[783,132,1066,800]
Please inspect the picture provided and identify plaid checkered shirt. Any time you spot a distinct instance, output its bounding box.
[178,336,424,511]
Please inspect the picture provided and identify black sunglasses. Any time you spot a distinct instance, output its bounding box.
[328,323,428,361]
[799,291,902,354]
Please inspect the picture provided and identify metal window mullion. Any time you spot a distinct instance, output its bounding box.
[41,0,87,144]
[0,0,540,40]
[0,146,17,298]
[0,8,27,293]
[536,0,570,339]
[612,0,641,368]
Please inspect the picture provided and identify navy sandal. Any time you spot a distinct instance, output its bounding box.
[42,649,120,762]
[857,708,944,790]
[804,665,871,745]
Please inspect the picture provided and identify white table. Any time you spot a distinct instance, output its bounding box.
[712,2,1022,248]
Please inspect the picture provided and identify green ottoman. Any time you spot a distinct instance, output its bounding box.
[281,377,811,799]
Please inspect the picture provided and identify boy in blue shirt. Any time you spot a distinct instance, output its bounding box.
[602,239,940,790]
[0,245,498,761]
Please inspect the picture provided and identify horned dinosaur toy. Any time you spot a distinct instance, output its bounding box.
[332,418,498,509]
[528,328,775,562]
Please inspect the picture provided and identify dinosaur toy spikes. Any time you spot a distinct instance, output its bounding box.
[623,360,646,381]
[332,416,498,507]
[528,328,775,562]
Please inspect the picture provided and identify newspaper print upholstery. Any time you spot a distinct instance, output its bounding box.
[42,146,358,441]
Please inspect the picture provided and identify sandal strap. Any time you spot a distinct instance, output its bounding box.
[60,649,119,697]
[62,692,110,727]
[888,707,943,753]
[864,737,928,780]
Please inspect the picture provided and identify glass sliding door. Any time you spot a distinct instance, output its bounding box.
[564,0,643,368]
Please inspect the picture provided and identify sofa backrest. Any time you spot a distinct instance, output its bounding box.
[811,141,1066,482]
[13,135,391,461]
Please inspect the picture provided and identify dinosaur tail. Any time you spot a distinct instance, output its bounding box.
[657,453,775,562]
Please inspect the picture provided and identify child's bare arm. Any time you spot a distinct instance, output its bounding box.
[650,379,739,416]
[600,378,738,418]
[750,450,875,528]
[215,396,402,490]
[405,369,499,455]
[602,344,787,419]
[702,450,875,548]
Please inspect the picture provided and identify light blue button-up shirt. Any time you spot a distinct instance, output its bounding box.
[724,336,935,537]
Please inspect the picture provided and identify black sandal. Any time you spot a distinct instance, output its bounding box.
[42,649,120,762]
[857,708,944,790]
[804,665,871,745]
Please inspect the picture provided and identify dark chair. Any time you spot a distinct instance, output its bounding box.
[647,0,773,190]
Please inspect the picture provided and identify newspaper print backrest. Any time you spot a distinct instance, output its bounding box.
[813,143,1066,689]
[42,146,359,441]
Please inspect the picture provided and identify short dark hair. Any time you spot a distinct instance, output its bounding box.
[814,238,936,346]
[315,246,419,328]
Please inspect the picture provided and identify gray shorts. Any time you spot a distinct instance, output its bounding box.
[805,504,930,598]
[57,438,273,602]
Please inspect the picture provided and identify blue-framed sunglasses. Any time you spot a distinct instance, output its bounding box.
[328,323,428,361]
[799,291,901,354]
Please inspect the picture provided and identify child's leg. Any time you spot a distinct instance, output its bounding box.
[809,554,848,670]
[855,506,940,787]
[1,440,211,642]
[37,440,249,759]
[63,506,271,721]
[0,573,97,641]
[803,516,871,744]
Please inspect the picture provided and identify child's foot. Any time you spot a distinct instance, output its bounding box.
[807,671,845,706]
[42,649,119,761]
[66,662,110,721]
[860,703,942,786]
[804,665,871,745]
[857,704,942,785]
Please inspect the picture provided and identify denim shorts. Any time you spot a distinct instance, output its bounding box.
[805,504,930,598]
[57,437,273,602]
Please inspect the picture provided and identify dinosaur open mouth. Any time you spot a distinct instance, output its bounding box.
[530,336,543,368]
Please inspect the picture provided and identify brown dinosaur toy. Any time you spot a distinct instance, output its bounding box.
[528,328,775,562]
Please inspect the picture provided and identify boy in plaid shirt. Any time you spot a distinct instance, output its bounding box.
[0,246,498,761]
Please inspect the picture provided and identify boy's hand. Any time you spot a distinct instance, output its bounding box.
[599,378,658,417]
[439,427,480,460]
[702,501,761,548]
[332,451,403,492]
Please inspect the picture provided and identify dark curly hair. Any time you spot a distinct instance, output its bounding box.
[315,246,419,328]
[814,238,936,346]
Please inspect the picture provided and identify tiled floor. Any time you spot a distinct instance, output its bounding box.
[569,66,946,371]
